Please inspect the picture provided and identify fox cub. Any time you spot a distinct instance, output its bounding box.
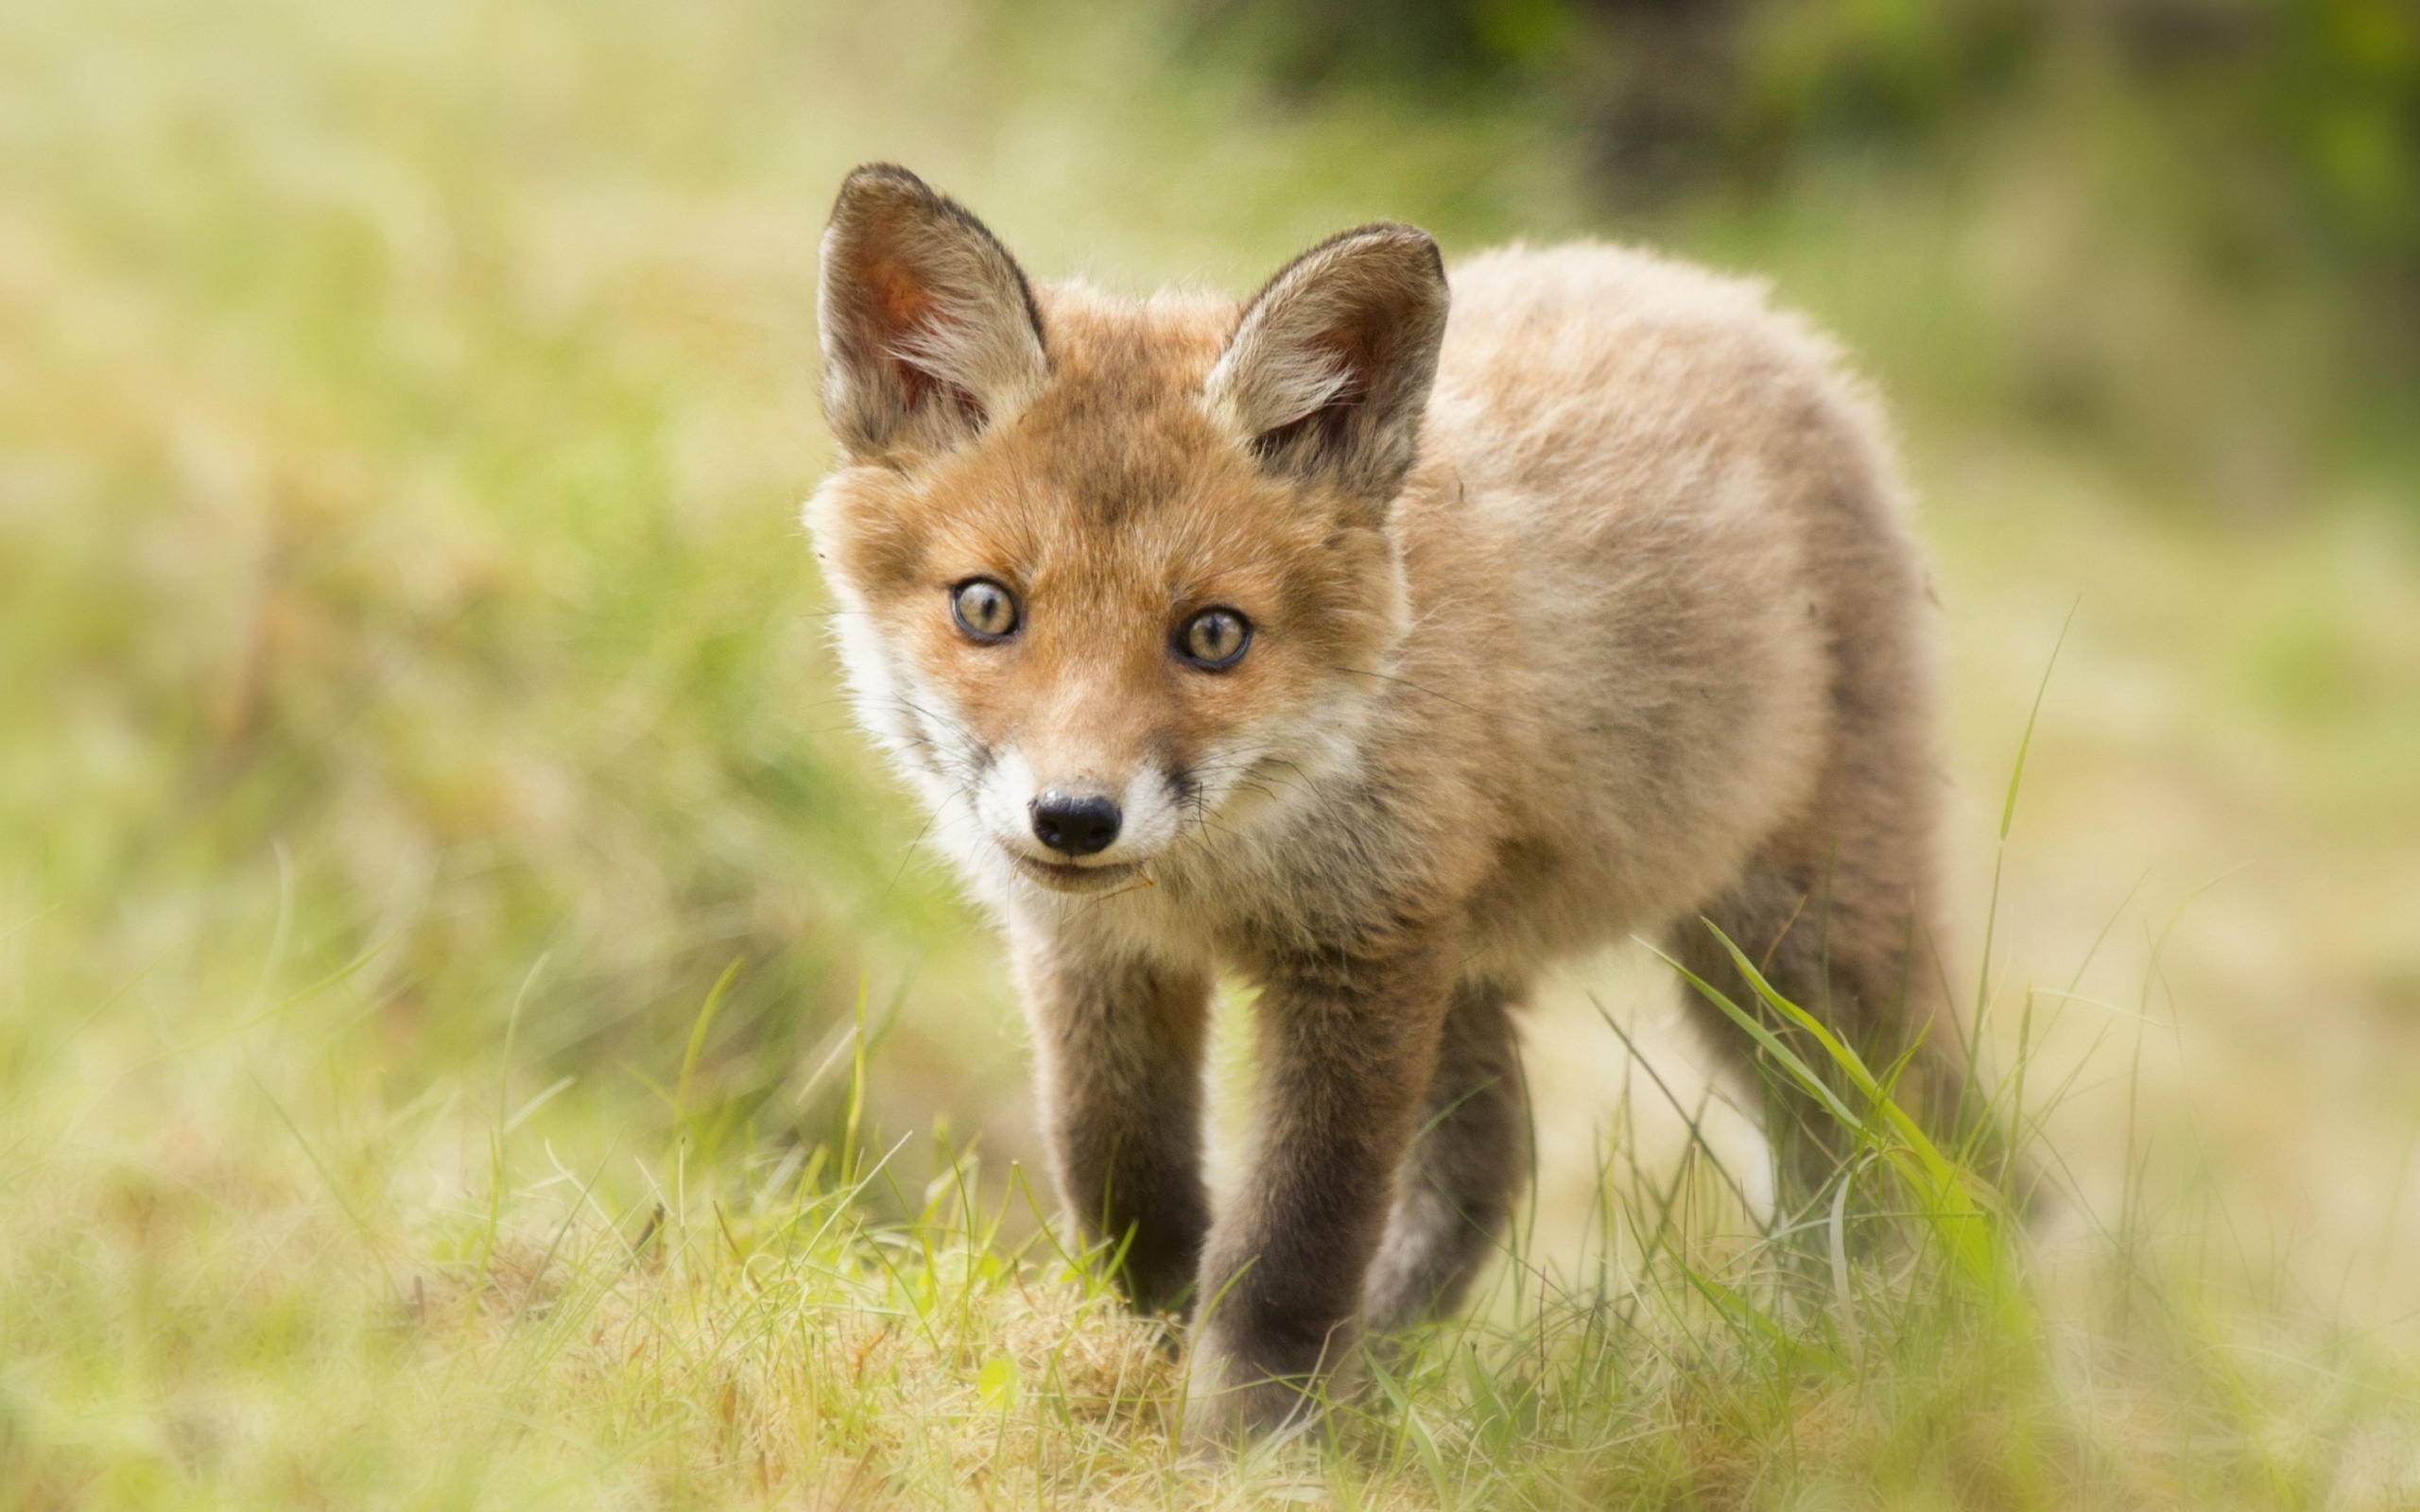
[806,163,1979,1442]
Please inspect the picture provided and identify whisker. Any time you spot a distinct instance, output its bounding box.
[1335,663,1481,713]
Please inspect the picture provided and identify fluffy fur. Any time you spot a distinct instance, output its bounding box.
[804,163,1984,1445]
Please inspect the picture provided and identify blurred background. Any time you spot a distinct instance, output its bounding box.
[3,0,2417,1347]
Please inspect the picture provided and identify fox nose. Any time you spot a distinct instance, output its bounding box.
[1031,790,1121,858]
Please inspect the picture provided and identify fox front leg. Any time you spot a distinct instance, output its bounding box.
[1184,939,1453,1446]
[1361,974,1529,1333]
[1011,934,1215,1315]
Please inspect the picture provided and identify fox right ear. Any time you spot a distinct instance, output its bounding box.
[1207,223,1449,506]
[817,164,1047,463]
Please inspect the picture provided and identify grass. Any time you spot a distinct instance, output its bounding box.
[5,0,2420,1504]
[10,899,2418,1507]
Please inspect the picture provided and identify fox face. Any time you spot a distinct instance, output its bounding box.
[805,166,1448,898]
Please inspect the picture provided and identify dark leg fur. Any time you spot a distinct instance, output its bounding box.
[1361,975,1529,1333]
[1185,938,1454,1444]
[1016,948,1214,1315]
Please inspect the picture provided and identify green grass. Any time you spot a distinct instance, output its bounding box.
[9,900,2417,1507]
[6,0,2420,1505]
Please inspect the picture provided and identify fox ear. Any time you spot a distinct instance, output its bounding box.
[818,163,1047,462]
[1207,223,1449,503]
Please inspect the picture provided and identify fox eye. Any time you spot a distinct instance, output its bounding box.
[1176,607,1251,670]
[951,578,1020,642]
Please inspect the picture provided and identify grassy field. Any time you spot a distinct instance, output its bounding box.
[5,0,2420,1504]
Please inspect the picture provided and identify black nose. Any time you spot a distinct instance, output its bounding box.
[1031,791,1121,857]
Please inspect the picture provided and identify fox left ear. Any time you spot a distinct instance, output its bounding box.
[818,163,1048,463]
[1207,223,1449,506]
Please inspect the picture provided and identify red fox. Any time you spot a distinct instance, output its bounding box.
[806,163,1984,1443]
